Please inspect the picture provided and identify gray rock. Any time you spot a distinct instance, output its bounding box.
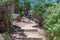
[21,17,36,23]
[11,13,19,20]
[21,17,30,23]
[0,34,4,40]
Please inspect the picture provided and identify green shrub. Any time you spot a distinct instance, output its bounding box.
[43,3,60,40]
[32,2,45,21]
[3,33,9,40]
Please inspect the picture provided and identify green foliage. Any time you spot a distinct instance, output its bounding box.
[0,0,8,5]
[5,14,12,32]
[15,0,24,16]
[43,3,60,40]
[23,0,31,15]
[15,0,31,16]
[0,0,13,6]
[32,2,55,21]
[7,14,12,26]
[24,0,30,10]
[32,2,45,20]
[15,0,20,13]
[3,33,9,40]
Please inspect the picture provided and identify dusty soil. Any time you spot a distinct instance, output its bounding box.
[12,21,47,40]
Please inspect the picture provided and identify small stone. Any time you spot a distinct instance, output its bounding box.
[21,17,30,23]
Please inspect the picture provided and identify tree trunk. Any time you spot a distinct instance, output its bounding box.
[0,0,15,33]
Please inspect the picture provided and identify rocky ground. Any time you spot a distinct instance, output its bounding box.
[0,16,47,40]
[12,17,47,40]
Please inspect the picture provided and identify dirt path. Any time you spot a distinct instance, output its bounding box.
[12,21,46,40]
